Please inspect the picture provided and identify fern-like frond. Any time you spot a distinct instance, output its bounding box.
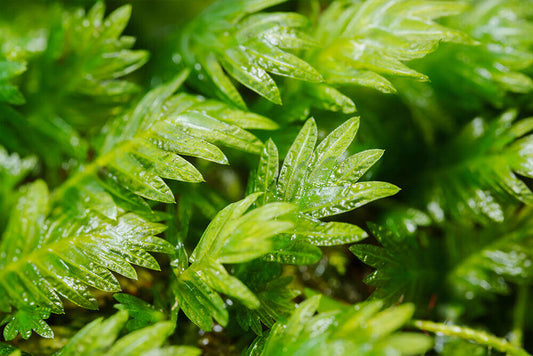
[420,0,533,110]
[445,207,533,301]
[171,193,296,331]
[291,0,471,115]
[248,117,399,264]
[0,101,87,181]
[27,2,148,130]
[2,1,147,128]
[0,2,148,177]
[53,69,276,214]
[1,307,53,341]
[354,205,533,307]
[418,110,533,223]
[0,341,18,355]
[350,222,440,305]
[247,295,433,356]
[56,311,200,356]
[179,0,322,107]
[0,180,173,340]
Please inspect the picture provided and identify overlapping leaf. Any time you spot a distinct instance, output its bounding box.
[354,205,533,307]
[1,308,53,341]
[171,194,296,331]
[113,293,167,332]
[0,181,174,340]
[179,0,322,107]
[248,117,399,264]
[0,341,19,355]
[247,295,433,356]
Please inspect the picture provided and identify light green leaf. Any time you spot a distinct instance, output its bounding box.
[293,217,368,246]
[148,121,229,165]
[277,118,317,201]
[132,140,204,183]
[258,295,431,356]
[172,111,264,154]
[201,53,247,109]
[107,154,175,204]
[330,149,384,185]
[249,139,279,206]
[199,258,260,308]
[191,193,261,263]
[173,270,228,330]
[307,117,360,189]
[0,181,49,266]
[220,48,281,105]
[56,311,128,355]
[264,241,322,265]
[261,27,318,50]
[113,293,166,331]
[107,321,174,356]
[301,182,400,218]
[244,41,322,82]
[218,202,296,263]
[303,84,356,114]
